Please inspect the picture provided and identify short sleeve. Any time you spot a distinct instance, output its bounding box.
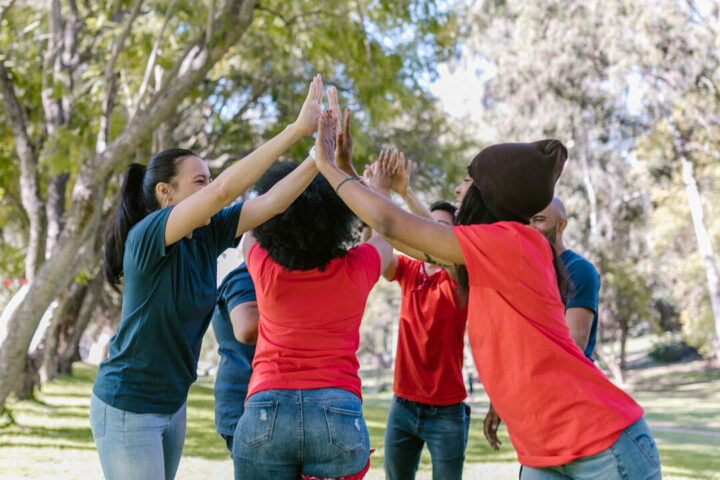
[452,223,523,292]
[211,202,244,253]
[220,264,257,312]
[349,243,382,290]
[565,259,600,314]
[392,255,420,287]
[125,207,174,275]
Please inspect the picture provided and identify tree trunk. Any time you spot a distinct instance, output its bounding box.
[57,272,104,376]
[40,282,88,382]
[680,157,720,360]
[619,320,628,371]
[0,0,257,411]
[45,173,70,258]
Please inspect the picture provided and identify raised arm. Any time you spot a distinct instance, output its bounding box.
[164,75,323,245]
[314,117,464,264]
[235,155,319,236]
[365,150,457,268]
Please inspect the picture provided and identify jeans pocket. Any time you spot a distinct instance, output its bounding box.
[624,419,660,468]
[89,394,106,440]
[324,406,366,454]
[236,401,277,448]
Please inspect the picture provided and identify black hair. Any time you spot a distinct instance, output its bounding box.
[454,184,568,304]
[103,148,196,285]
[252,161,360,271]
[429,200,457,217]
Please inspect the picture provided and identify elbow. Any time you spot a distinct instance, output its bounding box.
[373,212,399,239]
[212,177,238,207]
[234,328,258,345]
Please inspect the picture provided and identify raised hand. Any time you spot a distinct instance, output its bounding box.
[368,149,397,194]
[293,74,324,137]
[391,152,412,196]
[314,109,337,168]
[327,86,343,132]
[327,87,357,179]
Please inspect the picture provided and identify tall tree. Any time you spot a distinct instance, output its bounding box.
[0,0,467,411]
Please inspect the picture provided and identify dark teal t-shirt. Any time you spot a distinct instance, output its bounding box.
[93,203,243,414]
[561,249,601,361]
[212,262,256,436]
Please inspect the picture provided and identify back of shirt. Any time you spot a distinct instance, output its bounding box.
[453,222,642,468]
[561,249,601,361]
[246,243,381,399]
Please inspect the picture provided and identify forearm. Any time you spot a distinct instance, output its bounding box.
[214,124,303,202]
[400,188,433,220]
[382,234,455,269]
[317,161,463,264]
[236,156,318,234]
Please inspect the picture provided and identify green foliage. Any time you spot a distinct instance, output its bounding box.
[648,336,699,363]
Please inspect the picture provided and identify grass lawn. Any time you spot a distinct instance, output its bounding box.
[1,359,719,480]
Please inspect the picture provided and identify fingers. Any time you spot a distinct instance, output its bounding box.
[313,74,323,102]
[328,86,339,112]
[343,108,352,138]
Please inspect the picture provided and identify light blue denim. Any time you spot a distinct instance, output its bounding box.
[89,392,187,480]
[520,416,662,480]
[232,388,370,480]
[384,395,471,480]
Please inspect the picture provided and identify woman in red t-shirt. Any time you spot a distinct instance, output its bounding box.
[313,123,661,479]
[232,110,394,480]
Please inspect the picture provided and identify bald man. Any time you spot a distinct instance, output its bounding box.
[530,198,601,360]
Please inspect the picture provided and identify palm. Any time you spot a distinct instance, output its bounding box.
[295,75,323,136]
[391,154,410,195]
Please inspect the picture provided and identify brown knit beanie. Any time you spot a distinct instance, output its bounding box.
[467,139,567,223]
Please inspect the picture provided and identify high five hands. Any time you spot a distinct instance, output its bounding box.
[327,86,357,179]
[293,74,324,137]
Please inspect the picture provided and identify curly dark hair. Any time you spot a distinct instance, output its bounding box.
[252,161,360,271]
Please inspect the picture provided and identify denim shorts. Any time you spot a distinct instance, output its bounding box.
[520,416,662,479]
[232,388,370,480]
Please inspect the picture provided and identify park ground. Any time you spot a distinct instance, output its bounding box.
[1,337,719,480]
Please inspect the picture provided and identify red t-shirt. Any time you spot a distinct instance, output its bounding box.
[453,222,643,467]
[246,243,381,400]
[392,255,468,405]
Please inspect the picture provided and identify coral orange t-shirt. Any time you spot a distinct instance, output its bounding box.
[453,222,643,467]
[392,255,467,405]
[246,243,381,400]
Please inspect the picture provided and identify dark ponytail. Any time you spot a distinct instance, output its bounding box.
[103,148,196,285]
[453,183,568,305]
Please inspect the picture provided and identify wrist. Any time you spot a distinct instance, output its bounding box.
[287,122,305,140]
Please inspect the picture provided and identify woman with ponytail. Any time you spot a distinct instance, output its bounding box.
[90,76,325,480]
[312,126,662,480]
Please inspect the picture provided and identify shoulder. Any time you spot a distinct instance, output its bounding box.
[127,208,172,244]
[562,250,599,282]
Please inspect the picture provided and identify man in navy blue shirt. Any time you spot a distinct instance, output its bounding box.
[211,262,258,453]
[530,198,601,361]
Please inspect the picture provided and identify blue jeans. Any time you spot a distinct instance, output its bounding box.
[520,417,662,479]
[232,388,370,480]
[384,395,471,480]
[89,393,187,480]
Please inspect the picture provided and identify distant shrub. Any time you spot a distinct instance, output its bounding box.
[648,340,700,363]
